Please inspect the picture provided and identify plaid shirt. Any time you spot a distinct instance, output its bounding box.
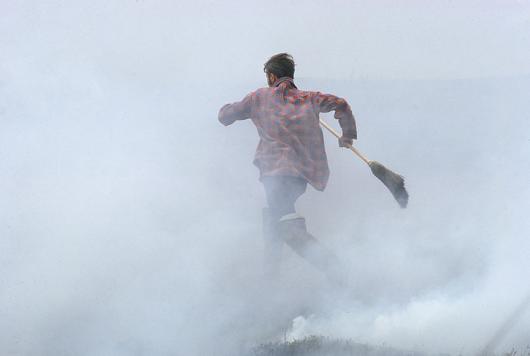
[218,77,356,191]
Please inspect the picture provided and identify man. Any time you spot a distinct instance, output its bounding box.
[218,53,357,279]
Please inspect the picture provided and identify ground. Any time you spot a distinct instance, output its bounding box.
[249,336,429,356]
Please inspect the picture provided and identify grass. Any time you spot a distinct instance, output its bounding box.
[246,336,530,356]
[249,336,429,356]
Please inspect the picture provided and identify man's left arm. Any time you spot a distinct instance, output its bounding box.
[218,92,254,126]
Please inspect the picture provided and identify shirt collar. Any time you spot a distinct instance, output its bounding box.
[273,77,297,89]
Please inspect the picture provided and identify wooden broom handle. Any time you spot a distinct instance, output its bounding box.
[319,118,370,165]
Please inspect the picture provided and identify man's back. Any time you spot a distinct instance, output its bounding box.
[219,77,356,191]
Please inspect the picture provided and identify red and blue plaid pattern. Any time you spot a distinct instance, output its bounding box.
[219,77,356,191]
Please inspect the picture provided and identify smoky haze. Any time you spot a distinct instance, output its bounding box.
[1,1,529,355]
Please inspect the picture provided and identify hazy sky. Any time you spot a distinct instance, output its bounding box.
[2,0,530,83]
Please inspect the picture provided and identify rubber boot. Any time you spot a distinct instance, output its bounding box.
[262,208,283,277]
[278,215,344,285]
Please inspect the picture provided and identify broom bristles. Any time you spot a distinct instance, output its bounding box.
[368,161,409,208]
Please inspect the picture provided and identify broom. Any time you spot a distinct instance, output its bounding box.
[319,118,409,208]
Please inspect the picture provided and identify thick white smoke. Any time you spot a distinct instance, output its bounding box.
[1,1,529,355]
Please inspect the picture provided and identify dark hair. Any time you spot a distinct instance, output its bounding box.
[264,53,295,79]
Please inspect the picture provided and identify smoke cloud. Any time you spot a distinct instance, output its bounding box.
[1,1,529,355]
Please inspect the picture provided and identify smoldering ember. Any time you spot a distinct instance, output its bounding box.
[1,2,529,356]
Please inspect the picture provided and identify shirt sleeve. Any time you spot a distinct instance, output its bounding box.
[314,92,357,139]
[218,92,254,126]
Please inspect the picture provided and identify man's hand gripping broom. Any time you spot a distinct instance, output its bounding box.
[319,118,409,208]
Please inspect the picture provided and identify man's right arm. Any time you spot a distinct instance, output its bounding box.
[218,92,254,126]
[313,92,357,144]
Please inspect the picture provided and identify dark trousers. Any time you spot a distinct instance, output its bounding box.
[261,176,307,221]
[261,176,342,283]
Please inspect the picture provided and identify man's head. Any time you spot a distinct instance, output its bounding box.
[264,53,295,87]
